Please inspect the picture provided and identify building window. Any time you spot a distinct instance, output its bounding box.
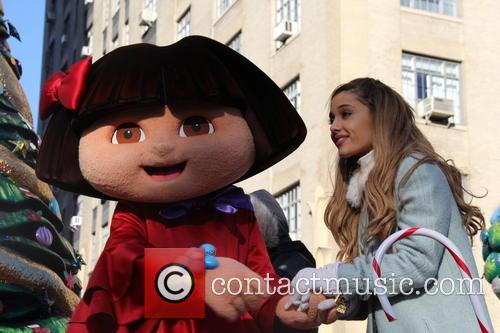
[85,1,93,31]
[217,0,235,17]
[83,26,93,56]
[103,0,110,26]
[101,200,109,227]
[227,31,241,53]
[125,0,130,23]
[101,224,110,252]
[141,0,157,39]
[401,53,461,123]
[144,0,156,10]
[90,233,98,269]
[62,14,71,37]
[112,0,120,14]
[123,23,130,45]
[283,77,301,113]
[276,0,300,24]
[45,41,54,76]
[400,0,458,16]
[274,0,300,47]
[177,8,191,40]
[102,27,108,54]
[62,14,70,55]
[91,206,98,235]
[112,9,119,42]
[276,184,301,240]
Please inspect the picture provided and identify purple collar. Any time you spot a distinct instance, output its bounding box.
[159,186,253,220]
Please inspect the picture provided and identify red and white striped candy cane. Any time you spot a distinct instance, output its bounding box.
[372,227,493,333]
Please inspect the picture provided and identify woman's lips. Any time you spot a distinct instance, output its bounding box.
[334,136,348,147]
[144,163,185,181]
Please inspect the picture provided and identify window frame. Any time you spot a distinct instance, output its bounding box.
[400,0,459,17]
[226,31,242,53]
[177,7,191,40]
[401,52,462,123]
[275,183,301,240]
[282,76,301,114]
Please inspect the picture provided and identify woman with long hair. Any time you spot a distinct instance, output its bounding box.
[285,78,493,332]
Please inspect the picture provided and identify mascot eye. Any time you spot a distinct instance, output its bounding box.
[179,116,214,137]
[111,124,145,144]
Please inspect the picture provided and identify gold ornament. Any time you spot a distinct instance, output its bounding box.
[8,139,29,159]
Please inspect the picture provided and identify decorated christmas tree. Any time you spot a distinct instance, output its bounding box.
[0,5,82,333]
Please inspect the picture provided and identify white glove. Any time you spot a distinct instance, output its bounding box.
[284,262,341,312]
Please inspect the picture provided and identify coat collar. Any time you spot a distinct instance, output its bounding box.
[346,150,375,209]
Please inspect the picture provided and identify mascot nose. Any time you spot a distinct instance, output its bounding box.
[152,142,175,156]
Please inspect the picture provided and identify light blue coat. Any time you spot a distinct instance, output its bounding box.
[336,156,494,332]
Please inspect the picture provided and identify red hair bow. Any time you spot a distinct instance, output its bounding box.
[39,57,92,120]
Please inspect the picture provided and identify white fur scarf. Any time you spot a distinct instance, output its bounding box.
[346,150,375,209]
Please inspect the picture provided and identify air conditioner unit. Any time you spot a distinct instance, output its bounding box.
[81,45,92,56]
[140,8,157,28]
[273,20,296,42]
[70,215,83,232]
[416,96,454,123]
[60,34,68,44]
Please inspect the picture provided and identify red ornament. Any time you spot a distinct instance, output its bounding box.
[26,210,41,221]
[65,271,75,290]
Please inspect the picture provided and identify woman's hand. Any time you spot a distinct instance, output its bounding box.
[285,263,341,311]
[276,294,338,329]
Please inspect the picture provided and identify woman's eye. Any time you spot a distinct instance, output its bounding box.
[342,111,352,118]
[328,114,334,125]
[179,116,214,137]
[111,124,145,144]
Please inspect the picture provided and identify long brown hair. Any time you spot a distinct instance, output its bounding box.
[324,78,485,262]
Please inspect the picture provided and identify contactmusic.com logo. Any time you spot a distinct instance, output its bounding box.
[145,248,205,318]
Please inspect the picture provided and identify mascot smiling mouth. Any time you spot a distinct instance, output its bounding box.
[143,162,186,181]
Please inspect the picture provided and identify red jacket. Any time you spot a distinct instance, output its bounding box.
[67,200,283,333]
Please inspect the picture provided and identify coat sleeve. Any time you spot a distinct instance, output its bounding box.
[336,158,454,299]
[68,202,153,332]
[245,213,287,332]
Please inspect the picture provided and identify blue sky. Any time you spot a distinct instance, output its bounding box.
[3,0,45,130]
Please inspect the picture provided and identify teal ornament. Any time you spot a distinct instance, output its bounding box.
[480,229,489,244]
[488,223,500,251]
[484,252,500,283]
[200,243,218,269]
[49,198,61,219]
[482,242,492,261]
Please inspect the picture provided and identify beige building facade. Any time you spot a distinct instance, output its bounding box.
[71,0,500,331]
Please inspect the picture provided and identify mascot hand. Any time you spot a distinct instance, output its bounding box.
[205,257,269,322]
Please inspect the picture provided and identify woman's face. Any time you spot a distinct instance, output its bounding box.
[329,91,374,158]
[79,103,255,203]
